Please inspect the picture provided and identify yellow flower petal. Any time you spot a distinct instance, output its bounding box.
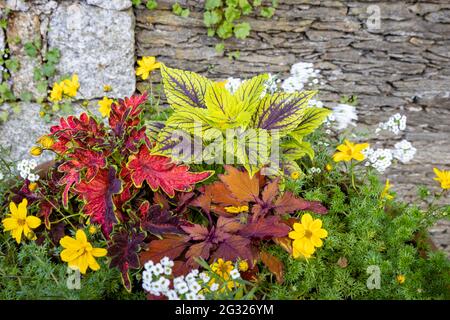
[91,248,107,257]
[311,235,323,247]
[316,228,328,239]
[301,214,313,228]
[310,219,323,231]
[61,248,83,262]
[2,218,18,231]
[17,199,28,220]
[78,254,89,274]
[87,253,100,271]
[12,226,23,244]
[26,216,41,229]
[75,230,87,244]
[9,201,18,217]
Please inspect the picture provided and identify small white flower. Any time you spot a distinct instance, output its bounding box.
[365,148,393,173]
[225,77,242,94]
[188,281,201,294]
[153,263,164,275]
[144,261,154,270]
[142,270,152,281]
[175,281,189,295]
[210,283,219,292]
[196,294,205,300]
[163,266,172,275]
[173,276,185,285]
[166,290,179,300]
[199,272,210,283]
[330,104,358,131]
[393,140,416,163]
[185,292,197,300]
[230,269,240,280]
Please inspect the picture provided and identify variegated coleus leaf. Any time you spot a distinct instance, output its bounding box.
[74,167,122,236]
[127,144,212,197]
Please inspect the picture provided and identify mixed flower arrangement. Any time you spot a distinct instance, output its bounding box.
[0,57,449,300]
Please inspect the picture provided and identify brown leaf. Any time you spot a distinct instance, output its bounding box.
[185,242,214,267]
[273,237,293,255]
[219,165,259,202]
[261,178,280,203]
[139,234,189,265]
[260,251,284,284]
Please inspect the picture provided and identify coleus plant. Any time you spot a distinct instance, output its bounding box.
[17,94,212,290]
[139,165,327,277]
[152,64,331,176]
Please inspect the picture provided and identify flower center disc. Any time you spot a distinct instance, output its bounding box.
[305,230,313,238]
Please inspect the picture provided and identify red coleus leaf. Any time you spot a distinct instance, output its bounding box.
[239,216,290,240]
[109,93,148,136]
[127,144,212,197]
[50,113,106,154]
[58,170,80,208]
[39,200,54,230]
[74,167,122,235]
[211,235,252,263]
[108,228,146,292]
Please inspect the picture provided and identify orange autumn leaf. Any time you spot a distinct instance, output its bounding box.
[260,251,284,284]
[139,234,189,265]
[219,165,260,202]
[273,237,293,255]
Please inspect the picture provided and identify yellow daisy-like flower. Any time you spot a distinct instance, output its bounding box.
[98,96,114,118]
[290,171,300,180]
[238,260,249,272]
[37,135,55,149]
[289,213,328,259]
[49,82,64,102]
[211,258,234,280]
[332,140,369,163]
[381,179,394,200]
[30,146,43,156]
[88,225,97,235]
[326,164,333,172]
[136,56,161,80]
[396,274,406,284]
[60,230,107,274]
[2,199,41,244]
[103,84,112,92]
[29,182,38,192]
[224,205,249,214]
[62,74,80,97]
[433,168,450,190]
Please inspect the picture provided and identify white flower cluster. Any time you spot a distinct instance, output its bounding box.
[142,257,208,300]
[281,62,323,93]
[17,159,39,182]
[225,77,242,94]
[309,167,322,174]
[363,148,393,173]
[308,99,324,108]
[376,113,407,135]
[264,73,279,95]
[327,104,358,131]
[393,140,416,163]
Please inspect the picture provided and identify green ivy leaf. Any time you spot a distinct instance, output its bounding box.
[227,50,240,60]
[36,80,48,94]
[253,0,262,6]
[46,48,60,64]
[33,67,43,81]
[225,6,241,21]
[146,0,157,10]
[203,10,222,27]
[207,28,216,37]
[260,7,275,18]
[234,22,251,39]
[217,21,234,39]
[205,0,222,10]
[42,63,56,77]
[5,58,19,72]
[20,91,33,103]
[131,0,142,6]
[24,42,38,57]
[239,0,253,15]
[215,43,225,53]
[226,0,238,7]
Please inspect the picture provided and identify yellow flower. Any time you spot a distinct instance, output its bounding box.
[62,74,80,97]
[49,82,64,102]
[98,97,114,118]
[397,274,406,284]
[2,199,41,244]
[433,168,450,190]
[289,213,328,259]
[88,225,97,235]
[290,171,300,180]
[224,205,249,214]
[39,111,46,118]
[136,56,161,80]
[60,230,107,274]
[211,258,234,280]
[103,85,112,92]
[29,182,38,192]
[381,179,394,200]
[332,140,369,162]
[37,135,55,149]
[238,260,249,272]
[215,80,227,88]
[326,164,333,172]
[30,146,43,156]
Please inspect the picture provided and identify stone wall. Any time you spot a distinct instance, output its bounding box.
[1,0,449,251]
